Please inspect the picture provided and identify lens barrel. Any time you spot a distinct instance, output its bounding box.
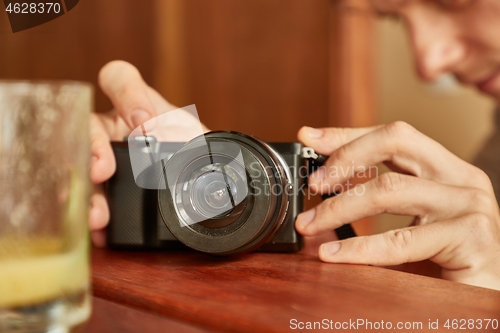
[158,131,292,255]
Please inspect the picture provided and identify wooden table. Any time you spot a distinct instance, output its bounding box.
[85,248,500,332]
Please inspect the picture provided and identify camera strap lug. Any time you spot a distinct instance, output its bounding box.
[301,147,318,159]
[302,147,328,175]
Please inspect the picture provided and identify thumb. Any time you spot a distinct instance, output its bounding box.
[297,125,381,155]
[318,220,467,269]
[98,60,155,129]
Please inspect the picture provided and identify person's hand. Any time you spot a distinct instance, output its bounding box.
[89,60,207,247]
[295,122,500,290]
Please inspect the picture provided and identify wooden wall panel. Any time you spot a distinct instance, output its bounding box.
[0,0,377,234]
[0,0,157,113]
[329,0,377,127]
[156,0,377,141]
[0,0,377,137]
[156,0,331,142]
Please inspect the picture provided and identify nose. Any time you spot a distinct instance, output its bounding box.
[407,15,466,81]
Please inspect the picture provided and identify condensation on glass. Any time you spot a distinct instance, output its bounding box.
[0,81,92,333]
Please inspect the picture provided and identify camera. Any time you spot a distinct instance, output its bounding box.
[106,130,354,255]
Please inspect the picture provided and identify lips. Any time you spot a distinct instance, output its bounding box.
[475,70,500,93]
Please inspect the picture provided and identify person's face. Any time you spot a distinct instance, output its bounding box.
[371,0,500,101]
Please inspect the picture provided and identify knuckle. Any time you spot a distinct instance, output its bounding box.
[323,196,340,214]
[374,172,406,196]
[114,83,136,103]
[463,213,492,231]
[468,189,496,214]
[384,121,415,139]
[469,166,494,191]
[386,229,413,262]
[313,198,344,231]
[98,61,143,102]
[333,144,350,163]
[336,127,351,145]
[461,213,499,248]
[382,122,417,160]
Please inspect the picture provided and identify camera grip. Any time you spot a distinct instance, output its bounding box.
[308,154,357,240]
[106,142,160,248]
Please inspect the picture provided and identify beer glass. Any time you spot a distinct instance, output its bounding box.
[0,81,92,332]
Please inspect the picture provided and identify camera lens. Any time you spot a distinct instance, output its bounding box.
[158,131,292,255]
[191,170,237,219]
[170,157,249,229]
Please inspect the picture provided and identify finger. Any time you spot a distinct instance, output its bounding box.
[297,125,382,155]
[90,114,116,184]
[91,229,107,248]
[308,121,490,191]
[89,184,110,231]
[300,231,339,257]
[296,173,495,236]
[98,60,155,129]
[317,215,486,272]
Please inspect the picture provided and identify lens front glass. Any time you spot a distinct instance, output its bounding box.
[171,147,250,230]
[191,168,237,218]
[180,157,247,226]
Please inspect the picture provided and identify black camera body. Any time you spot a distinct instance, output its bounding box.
[106,131,313,255]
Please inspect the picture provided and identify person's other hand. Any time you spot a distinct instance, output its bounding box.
[89,60,207,247]
[296,122,500,290]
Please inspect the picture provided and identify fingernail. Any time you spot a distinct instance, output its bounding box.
[307,127,323,139]
[131,109,151,128]
[297,208,316,229]
[321,242,341,256]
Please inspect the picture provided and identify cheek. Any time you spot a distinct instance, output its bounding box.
[465,1,500,56]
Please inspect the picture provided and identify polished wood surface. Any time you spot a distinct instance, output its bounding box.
[92,248,500,333]
[84,297,215,333]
